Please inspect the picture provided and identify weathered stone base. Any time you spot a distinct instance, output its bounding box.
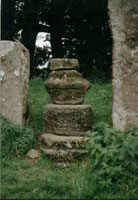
[43,104,93,136]
[40,134,88,163]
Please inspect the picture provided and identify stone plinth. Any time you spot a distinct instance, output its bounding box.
[43,104,92,136]
[0,41,30,125]
[108,0,138,131]
[40,134,88,163]
[45,65,90,105]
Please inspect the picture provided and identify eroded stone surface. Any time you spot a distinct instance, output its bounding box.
[50,58,79,71]
[40,148,87,164]
[40,134,88,163]
[41,134,88,149]
[43,104,93,136]
[45,70,91,104]
[0,41,30,125]
[108,0,138,130]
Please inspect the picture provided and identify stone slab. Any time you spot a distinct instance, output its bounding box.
[109,0,138,131]
[40,133,88,149]
[50,58,79,71]
[41,148,87,157]
[0,41,30,125]
[40,148,87,163]
[43,104,93,136]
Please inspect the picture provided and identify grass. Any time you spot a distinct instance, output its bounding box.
[1,78,138,199]
[1,155,87,199]
[84,81,112,125]
[28,78,51,132]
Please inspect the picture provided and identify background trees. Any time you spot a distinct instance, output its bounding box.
[1,0,112,81]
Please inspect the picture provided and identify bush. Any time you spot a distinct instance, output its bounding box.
[84,122,138,197]
[0,115,36,160]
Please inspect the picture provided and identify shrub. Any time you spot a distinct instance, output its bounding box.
[0,115,36,160]
[85,122,138,197]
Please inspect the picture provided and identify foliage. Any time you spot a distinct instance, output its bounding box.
[0,115,36,160]
[84,122,138,198]
[33,47,51,78]
[1,0,112,80]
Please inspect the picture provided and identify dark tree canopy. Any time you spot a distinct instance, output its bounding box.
[1,0,112,81]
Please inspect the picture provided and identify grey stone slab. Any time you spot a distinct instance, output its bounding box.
[0,41,30,125]
[109,0,138,130]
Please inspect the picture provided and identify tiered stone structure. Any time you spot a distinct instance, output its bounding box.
[40,59,92,163]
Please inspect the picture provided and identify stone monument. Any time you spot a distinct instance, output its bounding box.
[108,0,138,131]
[0,41,30,125]
[40,58,93,163]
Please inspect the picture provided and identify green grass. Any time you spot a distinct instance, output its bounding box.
[28,78,51,132]
[84,81,112,125]
[1,78,138,199]
[1,155,87,199]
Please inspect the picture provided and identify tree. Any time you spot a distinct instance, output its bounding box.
[1,0,112,80]
[17,0,51,77]
[1,0,16,40]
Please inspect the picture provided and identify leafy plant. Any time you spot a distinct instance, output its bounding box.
[0,115,36,160]
[85,122,138,197]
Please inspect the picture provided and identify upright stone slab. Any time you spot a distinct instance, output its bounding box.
[0,41,30,125]
[108,0,138,131]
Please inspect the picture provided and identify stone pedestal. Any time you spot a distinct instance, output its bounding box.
[41,59,92,163]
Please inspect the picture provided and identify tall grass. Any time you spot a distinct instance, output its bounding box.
[0,116,36,160]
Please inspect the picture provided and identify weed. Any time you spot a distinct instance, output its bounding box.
[84,122,138,198]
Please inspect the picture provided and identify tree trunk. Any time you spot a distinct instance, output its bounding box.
[108,0,138,130]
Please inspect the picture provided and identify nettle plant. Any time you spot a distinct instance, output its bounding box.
[86,122,138,188]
